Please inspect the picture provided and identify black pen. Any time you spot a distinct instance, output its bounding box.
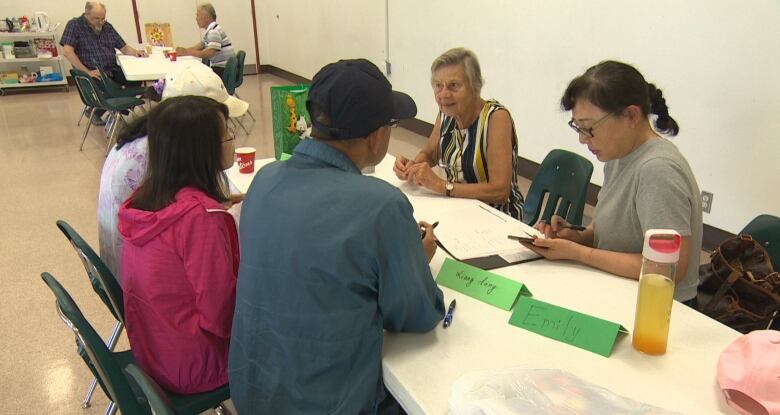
[442,299,456,328]
[420,221,439,239]
[539,219,586,231]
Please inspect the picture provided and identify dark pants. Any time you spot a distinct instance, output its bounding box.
[682,296,698,309]
[378,387,406,415]
[211,65,225,79]
[93,66,141,119]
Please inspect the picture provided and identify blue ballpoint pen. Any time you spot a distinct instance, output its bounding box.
[442,299,456,328]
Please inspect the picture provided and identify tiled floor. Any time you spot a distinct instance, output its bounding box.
[0,74,281,414]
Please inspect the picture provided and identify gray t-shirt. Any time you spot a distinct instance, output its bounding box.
[593,137,702,301]
[200,21,235,67]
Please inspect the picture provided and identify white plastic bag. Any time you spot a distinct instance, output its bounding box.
[449,366,680,415]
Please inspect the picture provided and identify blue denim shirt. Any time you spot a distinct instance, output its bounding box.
[229,139,445,414]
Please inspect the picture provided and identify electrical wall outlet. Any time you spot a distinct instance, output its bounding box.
[701,191,713,214]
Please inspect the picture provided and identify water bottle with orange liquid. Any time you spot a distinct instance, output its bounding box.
[632,229,681,355]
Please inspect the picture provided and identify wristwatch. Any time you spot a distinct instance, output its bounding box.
[445,181,454,197]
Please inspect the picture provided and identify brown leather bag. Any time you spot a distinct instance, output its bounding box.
[699,235,780,333]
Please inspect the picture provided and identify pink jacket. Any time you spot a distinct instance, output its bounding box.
[118,187,239,394]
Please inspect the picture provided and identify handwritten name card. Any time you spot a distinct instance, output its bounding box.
[509,297,627,357]
[436,258,531,310]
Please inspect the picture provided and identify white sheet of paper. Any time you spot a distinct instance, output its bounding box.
[432,203,541,259]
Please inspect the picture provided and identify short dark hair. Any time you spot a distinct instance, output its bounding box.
[115,114,148,150]
[130,96,230,211]
[561,60,679,136]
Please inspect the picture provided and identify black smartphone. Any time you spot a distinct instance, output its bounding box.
[507,235,535,243]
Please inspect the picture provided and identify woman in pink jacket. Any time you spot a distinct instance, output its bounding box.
[118,95,239,394]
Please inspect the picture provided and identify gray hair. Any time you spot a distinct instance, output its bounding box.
[85,1,105,14]
[430,47,484,94]
[197,3,217,20]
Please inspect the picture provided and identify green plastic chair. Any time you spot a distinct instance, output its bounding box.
[522,149,594,226]
[740,214,780,270]
[71,69,145,154]
[734,215,780,330]
[234,50,256,122]
[71,68,106,149]
[221,55,250,136]
[221,56,239,95]
[41,272,232,415]
[124,363,177,415]
[234,51,246,89]
[97,68,146,99]
[56,220,124,409]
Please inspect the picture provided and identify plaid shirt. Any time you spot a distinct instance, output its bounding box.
[60,15,126,72]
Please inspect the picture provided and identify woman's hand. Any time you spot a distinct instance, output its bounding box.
[534,215,579,240]
[419,221,438,263]
[521,237,589,262]
[393,155,413,180]
[406,162,446,194]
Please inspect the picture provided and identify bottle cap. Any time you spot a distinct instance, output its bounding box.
[642,229,681,264]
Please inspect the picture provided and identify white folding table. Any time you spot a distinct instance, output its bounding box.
[226,154,740,415]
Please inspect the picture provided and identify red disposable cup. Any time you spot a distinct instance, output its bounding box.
[235,147,256,174]
[169,51,177,61]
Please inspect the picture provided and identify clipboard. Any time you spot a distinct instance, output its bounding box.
[436,240,543,270]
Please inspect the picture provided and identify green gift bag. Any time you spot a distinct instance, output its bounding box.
[271,84,310,160]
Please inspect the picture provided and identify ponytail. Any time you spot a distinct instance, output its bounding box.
[647,83,679,136]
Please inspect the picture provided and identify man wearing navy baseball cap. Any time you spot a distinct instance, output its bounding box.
[229,59,445,414]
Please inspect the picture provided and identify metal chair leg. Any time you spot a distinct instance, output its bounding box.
[77,105,88,126]
[106,113,123,155]
[81,379,98,408]
[83,321,124,409]
[81,321,124,408]
[234,93,256,122]
[79,108,95,151]
[235,117,250,136]
[105,401,118,415]
[104,113,115,134]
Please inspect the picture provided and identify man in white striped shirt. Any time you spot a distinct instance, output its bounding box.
[176,3,236,78]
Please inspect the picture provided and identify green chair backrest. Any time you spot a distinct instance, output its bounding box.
[70,69,103,109]
[740,214,780,269]
[522,149,594,226]
[235,50,246,89]
[125,363,178,415]
[56,220,124,323]
[221,56,238,95]
[41,272,150,415]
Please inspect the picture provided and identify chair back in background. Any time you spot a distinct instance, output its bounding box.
[522,149,593,226]
[56,220,124,323]
[41,272,150,414]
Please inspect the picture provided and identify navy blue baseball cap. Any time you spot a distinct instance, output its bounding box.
[306,59,417,139]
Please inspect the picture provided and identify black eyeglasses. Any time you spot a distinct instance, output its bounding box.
[568,113,613,138]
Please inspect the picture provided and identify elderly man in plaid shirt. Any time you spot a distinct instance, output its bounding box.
[61,2,146,125]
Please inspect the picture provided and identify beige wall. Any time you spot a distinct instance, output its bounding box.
[254,0,780,233]
[2,0,778,232]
